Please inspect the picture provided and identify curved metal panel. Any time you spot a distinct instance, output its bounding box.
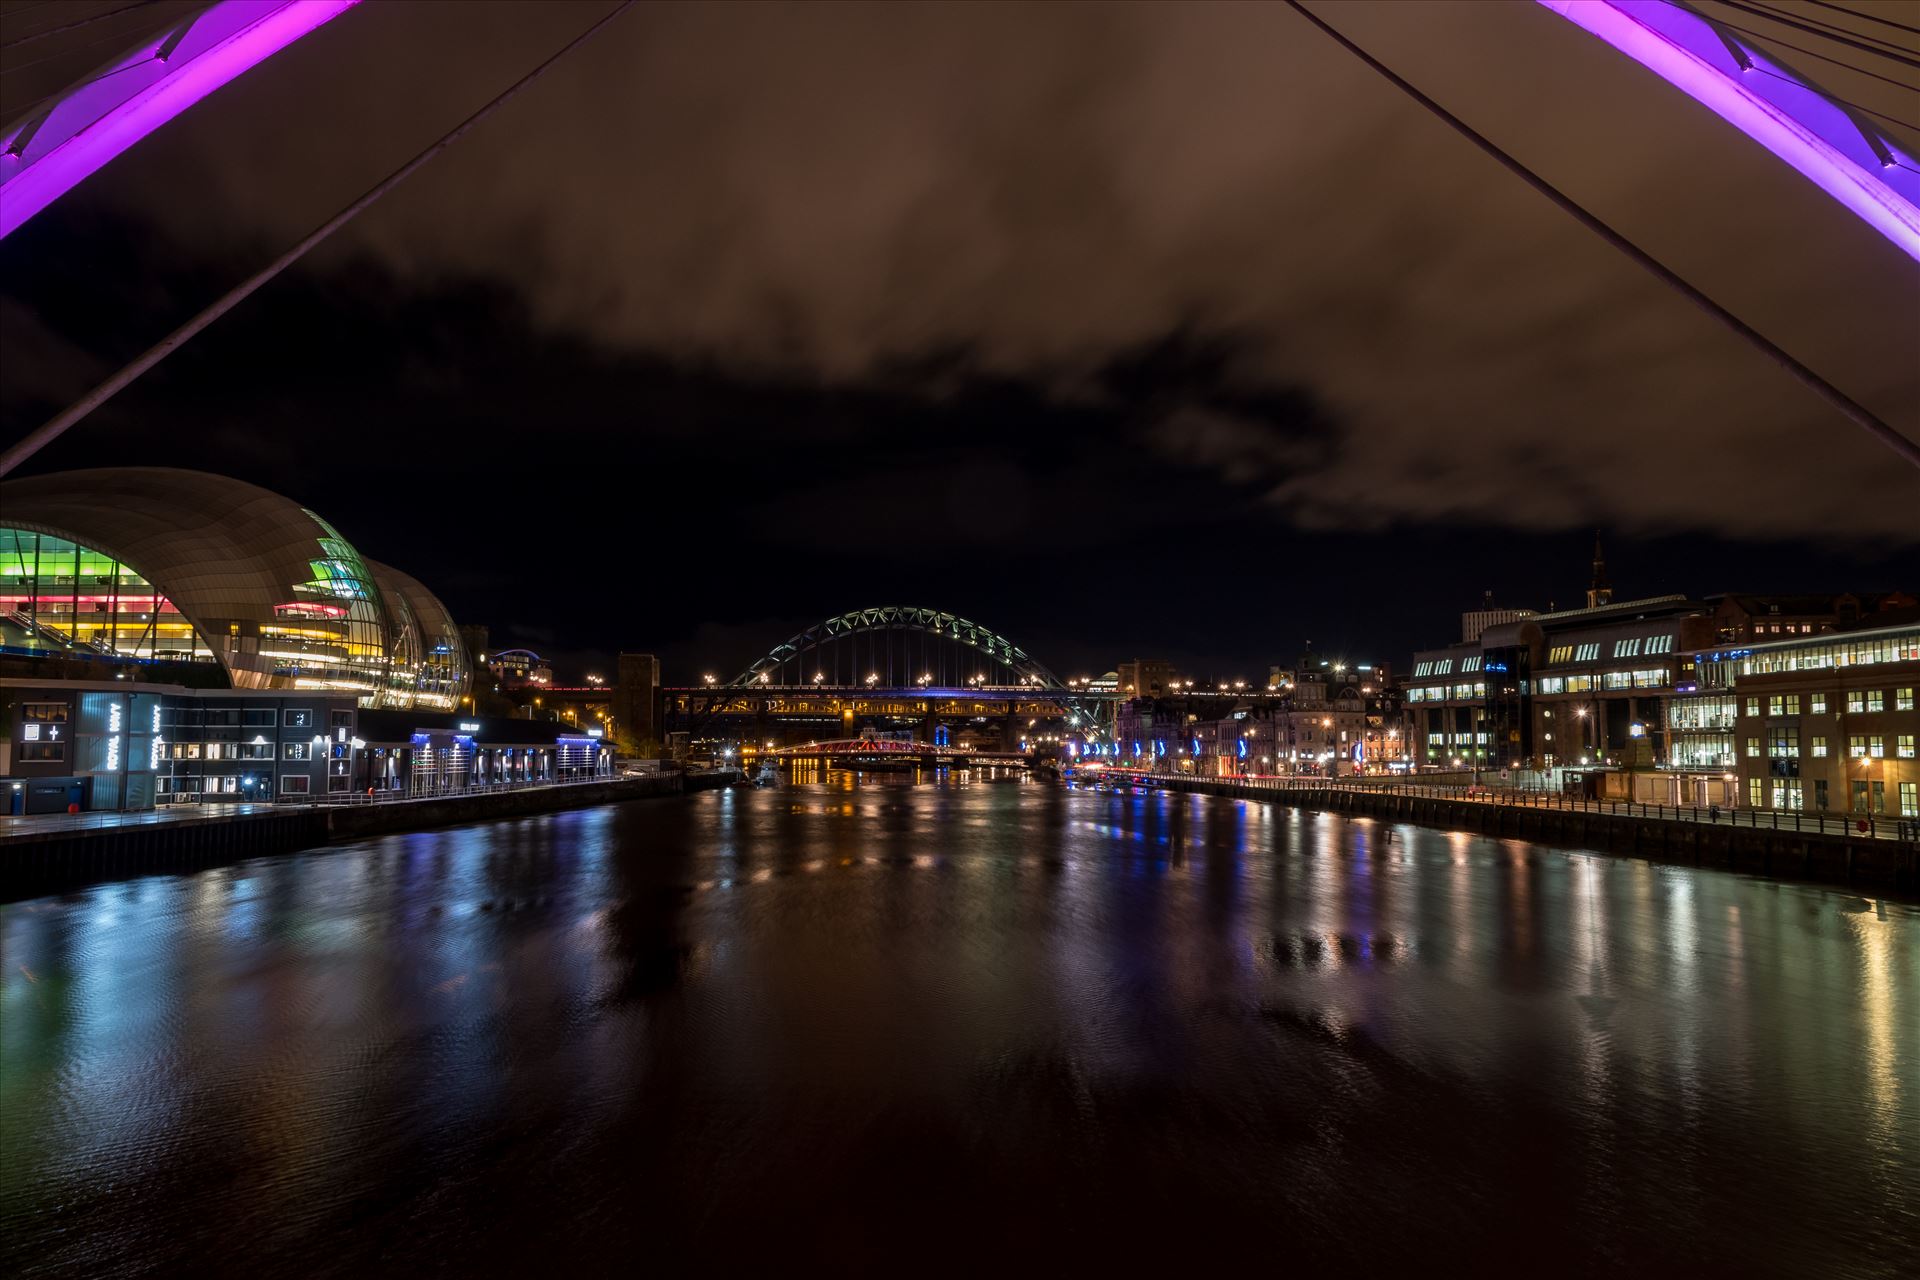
[368,558,471,711]
[0,468,459,708]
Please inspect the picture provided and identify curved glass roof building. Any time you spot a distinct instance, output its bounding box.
[0,469,469,710]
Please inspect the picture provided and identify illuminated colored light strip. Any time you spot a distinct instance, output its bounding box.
[1536,0,1920,261]
[1,1,362,239]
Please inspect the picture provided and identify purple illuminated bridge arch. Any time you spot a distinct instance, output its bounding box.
[1,0,361,240]
[1538,0,1920,262]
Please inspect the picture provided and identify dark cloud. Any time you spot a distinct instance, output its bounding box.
[2,1,1915,677]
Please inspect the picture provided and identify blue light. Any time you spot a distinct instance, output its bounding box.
[1237,738,1247,759]
[1192,737,1201,757]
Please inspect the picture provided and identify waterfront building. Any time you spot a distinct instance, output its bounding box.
[1690,623,1920,819]
[1,677,607,814]
[1115,659,1181,698]
[0,469,469,709]
[1112,658,1408,777]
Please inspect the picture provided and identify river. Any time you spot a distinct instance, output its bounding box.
[2,776,1915,1276]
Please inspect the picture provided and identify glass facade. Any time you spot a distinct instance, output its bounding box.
[1,528,213,663]
[0,469,469,710]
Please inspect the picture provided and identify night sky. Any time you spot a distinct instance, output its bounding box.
[2,1,1915,683]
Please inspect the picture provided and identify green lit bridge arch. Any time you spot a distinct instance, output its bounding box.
[732,606,1065,691]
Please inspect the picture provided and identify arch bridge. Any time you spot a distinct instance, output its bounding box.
[663,606,1115,749]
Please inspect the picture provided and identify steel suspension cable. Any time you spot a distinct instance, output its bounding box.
[1707,0,1920,68]
[1804,0,1920,41]
[0,0,155,51]
[1281,0,1920,471]
[0,0,636,478]
[1743,0,1920,56]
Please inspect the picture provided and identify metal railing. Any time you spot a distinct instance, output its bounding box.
[1078,771,1918,843]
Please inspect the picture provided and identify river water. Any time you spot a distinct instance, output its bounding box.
[2,776,1915,1276]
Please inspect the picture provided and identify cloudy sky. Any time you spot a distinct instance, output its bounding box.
[1,0,1915,680]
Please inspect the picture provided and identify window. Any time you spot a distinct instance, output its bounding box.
[1766,728,1798,758]
[1547,647,1572,665]
[330,709,354,729]
[1866,690,1885,713]
[1853,781,1870,813]
[1744,697,1760,716]
[1901,781,1917,818]
[1869,736,1886,759]
[1897,688,1914,712]
[1810,693,1827,714]
[1647,635,1674,655]
[1537,677,1565,694]
[1749,778,1763,807]
[1745,736,1760,758]
[1849,736,1867,757]
[239,743,275,761]
[1613,638,1643,659]
[1872,781,1886,812]
[21,701,69,723]
[1811,736,1828,758]
[1435,659,1454,675]
[1767,694,1801,715]
[1462,657,1481,673]
[285,708,315,730]
[241,708,277,728]
[1770,779,1802,810]
[283,742,310,761]
[19,742,64,761]
[281,775,310,794]
[1899,735,1915,760]
[1815,779,1830,811]
[1575,643,1600,663]
[1847,691,1865,713]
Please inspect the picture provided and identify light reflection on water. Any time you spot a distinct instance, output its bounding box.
[1,777,1916,1277]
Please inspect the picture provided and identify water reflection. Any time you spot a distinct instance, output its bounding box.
[2,778,1916,1276]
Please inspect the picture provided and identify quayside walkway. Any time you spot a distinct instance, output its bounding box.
[1080,771,1920,893]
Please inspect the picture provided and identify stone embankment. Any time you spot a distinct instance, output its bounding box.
[1,772,736,900]
[1142,775,1918,892]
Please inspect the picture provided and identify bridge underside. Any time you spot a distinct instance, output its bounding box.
[662,685,1090,751]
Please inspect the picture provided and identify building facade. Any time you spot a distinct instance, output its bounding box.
[1691,624,1919,819]
[1,469,469,710]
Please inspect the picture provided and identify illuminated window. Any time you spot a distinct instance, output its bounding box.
[1770,779,1802,810]
[1866,690,1885,712]
[1575,643,1599,662]
[0,528,211,664]
[283,742,310,761]
[1849,736,1867,757]
[1810,693,1827,714]
[1901,782,1917,818]
[1811,736,1828,758]
[1898,735,1914,759]
[1749,778,1763,807]
[1745,736,1760,758]
[1869,736,1886,759]
[1847,691,1865,713]
[1766,728,1797,758]
[1896,687,1914,711]
[1744,697,1760,716]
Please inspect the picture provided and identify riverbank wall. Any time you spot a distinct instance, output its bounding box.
[1146,775,1918,893]
[1,772,736,901]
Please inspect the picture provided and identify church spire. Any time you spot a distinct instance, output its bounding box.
[1586,530,1613,608]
